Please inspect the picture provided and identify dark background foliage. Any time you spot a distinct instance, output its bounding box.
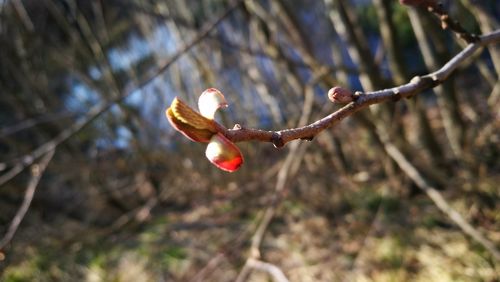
[0,0,499,281]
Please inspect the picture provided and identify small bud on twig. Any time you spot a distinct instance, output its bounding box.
[328,87,354,104]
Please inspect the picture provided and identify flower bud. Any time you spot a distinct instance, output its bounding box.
[205,133,243,172]
[328,87,354,103]
[198,88,228,119]
[165,91,246,172]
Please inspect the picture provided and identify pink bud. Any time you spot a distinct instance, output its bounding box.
[205,133,243,172]
[328,87,354,103]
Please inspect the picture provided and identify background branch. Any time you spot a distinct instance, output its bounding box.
[0,0,244,187]
[0,149,55,252]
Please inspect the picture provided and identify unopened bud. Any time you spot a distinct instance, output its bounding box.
[328,87,354,104]
[198,88,228,119]
[205,133,243,172]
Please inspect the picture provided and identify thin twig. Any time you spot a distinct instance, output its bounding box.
[0,112,75,139]
[226,30,500,264]
[217,30,500,145]
[0,149,55,252]
[426,2,480,43]
[0,0,244,187]
[401,0,480,43]
[11,0,34,32]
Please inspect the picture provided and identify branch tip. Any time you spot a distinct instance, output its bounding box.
[328,86,355,103]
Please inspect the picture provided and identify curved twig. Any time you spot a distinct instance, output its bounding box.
[220,29,500,146]
[427,2,480,44]
[0,149,55,252]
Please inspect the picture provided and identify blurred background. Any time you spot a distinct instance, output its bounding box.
[0,0,499,281]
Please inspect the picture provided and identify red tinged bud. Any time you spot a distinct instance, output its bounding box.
[165,88,245,172]
[328,86,354,103]
[205,133,243,172]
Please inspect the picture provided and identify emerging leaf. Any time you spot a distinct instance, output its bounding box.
[166,97,218,142]
[205,133,243,172]
[166,108,215,142]
[170,97,217,131]
[198,88,228,119]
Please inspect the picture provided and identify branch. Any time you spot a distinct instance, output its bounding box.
[0,149,55,253]
[220,30,500,147]
[11,0,34,32]
[0,112,75,139]
[401,0,480,44]
[0,0,244,187]
[426,2,480,44]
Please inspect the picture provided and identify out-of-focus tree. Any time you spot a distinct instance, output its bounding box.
[0,0,499,281]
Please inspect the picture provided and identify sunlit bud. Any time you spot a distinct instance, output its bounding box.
[205,133,243,172]
[198,88,228,119]
[166,97,217,142]
[328,86,354,103]
[166,93,245,171]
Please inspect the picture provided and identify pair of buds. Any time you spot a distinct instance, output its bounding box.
[166,88,243,172]
[166,87,355,172]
